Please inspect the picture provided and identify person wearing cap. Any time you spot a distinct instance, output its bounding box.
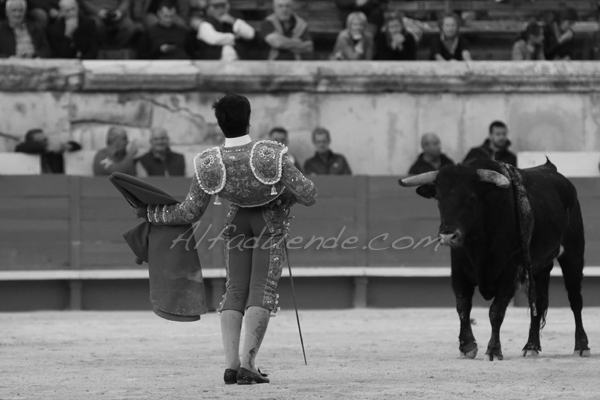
[133,93,317,385]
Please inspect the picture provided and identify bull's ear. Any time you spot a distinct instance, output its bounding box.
[416,184,436,199]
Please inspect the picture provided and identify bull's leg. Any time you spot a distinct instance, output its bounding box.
[522,265,552,357]
[452,272,477,359]
[558,252,590,357]
[485,271,516,361]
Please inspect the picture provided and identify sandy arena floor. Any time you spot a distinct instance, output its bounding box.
[1,307,599,400]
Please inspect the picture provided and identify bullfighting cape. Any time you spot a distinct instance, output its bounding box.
[109,172,207,322]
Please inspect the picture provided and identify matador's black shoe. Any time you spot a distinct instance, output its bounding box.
[224,369,238,384]
[236,368,270,385]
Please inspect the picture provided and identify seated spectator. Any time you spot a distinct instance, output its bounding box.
[261,0,313,61]
[14,128,81,174]
[189,0,207,31]
[268,126,302,172]
[79,0,137,48]
[463,120,516,167]
[196,0,255,60]
[408,133,454,175]
[93,126,138,176]
[544,8,578,60]
[304,127,352,176]
[47,0,99,59]
[430,12,471,61]
[27,0,59,29]
[138,0,193,59]
[131,0,190,31]
[136,127,185,177]
[335,0,386,35]
[512,22,544,61]
[374,13,416,61]
[0,0,51,58]
[331,11,374,60]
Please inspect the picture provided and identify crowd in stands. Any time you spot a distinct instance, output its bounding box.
[12,119,517,177]
[0,0,585,60]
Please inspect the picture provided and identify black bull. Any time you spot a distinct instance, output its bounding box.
[399,159,590,360]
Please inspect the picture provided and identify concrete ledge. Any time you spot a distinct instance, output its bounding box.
[3,60,600,93]
[0,59,82,91]
[81,60,199,92]
[2,266,599,281]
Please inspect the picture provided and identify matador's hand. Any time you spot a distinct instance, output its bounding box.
[269,191,297,209]
[131,205,148,219]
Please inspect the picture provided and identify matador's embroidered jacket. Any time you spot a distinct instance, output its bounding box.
[146,140,317,224]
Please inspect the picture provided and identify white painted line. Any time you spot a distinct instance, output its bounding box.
[1,266,599,281]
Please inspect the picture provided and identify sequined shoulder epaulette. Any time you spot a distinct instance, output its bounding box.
[250,140,288,185]
[194,147,226,195]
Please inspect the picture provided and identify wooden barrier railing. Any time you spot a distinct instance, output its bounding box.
[2,175,600,272]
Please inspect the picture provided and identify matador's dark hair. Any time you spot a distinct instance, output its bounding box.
[212,93,251,138]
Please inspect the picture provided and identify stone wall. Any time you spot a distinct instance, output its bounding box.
[1,60,600,175]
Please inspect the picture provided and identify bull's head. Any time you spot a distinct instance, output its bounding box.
[398,167,510,247]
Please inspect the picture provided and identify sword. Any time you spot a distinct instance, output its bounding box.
[284,244,308,366]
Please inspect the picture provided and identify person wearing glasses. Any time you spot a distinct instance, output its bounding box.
[196,0,256,60]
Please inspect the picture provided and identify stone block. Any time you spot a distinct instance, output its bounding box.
[0,60,82,91]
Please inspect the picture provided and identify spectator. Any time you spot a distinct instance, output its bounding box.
[463,120,517,167]
[138,0,193,59]
[512,21,544,61]
[335,0,386,35]
[131,0,190,31]
[304,127,352,175]
[196,0,255,60]
[14,128,81,174]
[430,12,472,61]
[136,127,185,177]
[408,133,454,175]
[374,12,416,60]
[268,126,302,172]
[0,0,51,58]
[27,0,59,29]
[93,126,138,176]
[188,0,207,31]
[261,0,313,61]
[47,0,99,59]
[331,11,374,60]
[79,0,137,48]
[544,8,578,60]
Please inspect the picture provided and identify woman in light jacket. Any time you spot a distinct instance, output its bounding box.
[331,11,374,60]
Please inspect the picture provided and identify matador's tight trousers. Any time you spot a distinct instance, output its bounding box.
[218,205,287,315]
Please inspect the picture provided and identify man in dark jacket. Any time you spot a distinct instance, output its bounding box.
[304,127,352,175]
[463,120,517,167]
[138,0,193,59]
[0,0,51,58]
[14,128,82,174]
[47,0,99,59]
[136,127,185,177]
[408,133,454,175]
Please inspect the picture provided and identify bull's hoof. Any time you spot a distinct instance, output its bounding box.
[461,347,478,359]
[574,349,591,357]
[485,352,503,361]
[460,343,478,359]
[522,350,539,357]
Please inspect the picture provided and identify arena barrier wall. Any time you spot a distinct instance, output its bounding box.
[1,176,600,311]
[2,60,600,176]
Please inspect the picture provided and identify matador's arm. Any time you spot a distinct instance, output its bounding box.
[279,154,317,206]
[146,178,211,225]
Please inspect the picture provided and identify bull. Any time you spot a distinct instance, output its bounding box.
[399,158,590,360]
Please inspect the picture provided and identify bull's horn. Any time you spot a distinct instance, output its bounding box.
[476,169,510,188]
[398,171,439,187]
